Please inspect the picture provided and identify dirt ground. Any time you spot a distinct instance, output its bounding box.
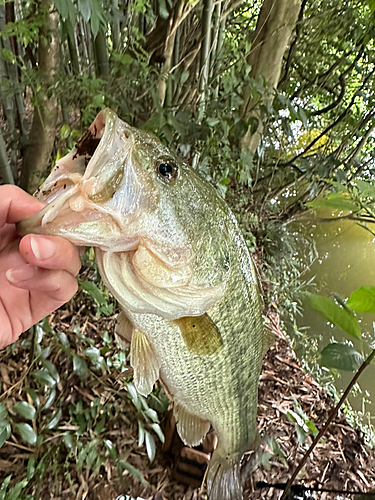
[1,287,375,500]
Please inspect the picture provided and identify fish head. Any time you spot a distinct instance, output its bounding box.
[18,109,231,318]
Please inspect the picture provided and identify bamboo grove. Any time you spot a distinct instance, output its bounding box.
[0,0,375,222]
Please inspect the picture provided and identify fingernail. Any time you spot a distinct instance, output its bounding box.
[6,265,36,283]
[30,236,56,260]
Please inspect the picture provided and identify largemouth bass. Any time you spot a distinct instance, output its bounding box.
[18,109,269,500]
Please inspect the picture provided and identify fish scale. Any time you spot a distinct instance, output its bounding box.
[17,108,268,500]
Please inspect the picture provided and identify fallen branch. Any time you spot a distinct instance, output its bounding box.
[279,348,375,500]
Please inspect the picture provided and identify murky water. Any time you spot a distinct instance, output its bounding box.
[295,216,375,421]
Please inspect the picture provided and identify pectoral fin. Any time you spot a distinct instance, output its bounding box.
[174,403,211,447]
[115,311,133,348]
[130,329,160,397]
[174,314,223,355]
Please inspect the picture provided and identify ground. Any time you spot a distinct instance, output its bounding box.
[1,274,375,500]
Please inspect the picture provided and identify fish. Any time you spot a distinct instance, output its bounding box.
[17,108,270,500]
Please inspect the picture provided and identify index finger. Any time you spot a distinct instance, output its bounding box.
[0,185,44,228]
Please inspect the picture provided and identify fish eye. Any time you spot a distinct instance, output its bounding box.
[157,161,178,182]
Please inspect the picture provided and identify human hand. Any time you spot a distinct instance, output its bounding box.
[0,185,81,348]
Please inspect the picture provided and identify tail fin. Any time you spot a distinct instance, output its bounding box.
[206,449,242,500]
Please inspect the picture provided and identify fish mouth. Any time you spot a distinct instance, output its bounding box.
[17,109,139,252]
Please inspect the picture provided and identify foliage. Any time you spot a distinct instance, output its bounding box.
[304,284,375,372]
[285,397,319,446]
[0,272,167,498]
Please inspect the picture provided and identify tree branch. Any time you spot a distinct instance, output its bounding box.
[278,0,307,88]
[283,68,375,167]
[310,74,346,116]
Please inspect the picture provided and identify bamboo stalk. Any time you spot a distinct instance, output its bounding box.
[111,0,120,50]
[94,29,110,78]
[209,0,222,79]
[67,23,80,75]
[198,0,214,119]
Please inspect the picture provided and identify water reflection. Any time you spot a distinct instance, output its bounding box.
[296,216,375,419]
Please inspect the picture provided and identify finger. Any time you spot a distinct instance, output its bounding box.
[19,234,81,276]
[0,185,44,227]
[6,265,78,302]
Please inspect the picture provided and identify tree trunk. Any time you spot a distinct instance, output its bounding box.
[20,0,59,193]
[240,0,302,154]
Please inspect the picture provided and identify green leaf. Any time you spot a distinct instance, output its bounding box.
[0,475,11,499]
[306,293,361,339]
[33,368,56,387]
[64,432,74,450]
[15,423,37,445]
[346,286,375,312]
[149,423,165,444]
[144,408,159,422]
[27,456,35,480]
[60,124,71,140]
[24,388,40,409]
[42,360,60,384]
[57,330,70,348]
[180,70,189,85]
[138,421,145,447]
[13,402,36,421]
[43,388,57,411]
[45,409,62,430]
[94,417,106,435]
[118,459,149,485]
[320,343,364,372]
[73,355,88,380]
[286,409,308,445]
[55,0,69,21]
[6,479,28,500]
[145,431,156,462]
[90,13,100,38]
[78,0,91,22]
[297,107,308,127]
[368,0,375,11]
[158,0,169,18]
[306,197,359,212]
[248,116,259,136]
[0,422,11,448]
[78,279,111,313]
[0,402,7,421]
[104,439,117,459]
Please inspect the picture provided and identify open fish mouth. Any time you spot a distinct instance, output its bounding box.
[17,109,140,252]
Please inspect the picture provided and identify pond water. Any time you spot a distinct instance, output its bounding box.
[295,215,375,423]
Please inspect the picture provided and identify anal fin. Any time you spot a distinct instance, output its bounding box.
[174,403,210,447]
[130,329,160,397]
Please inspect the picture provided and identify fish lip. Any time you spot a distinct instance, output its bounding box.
[17,181,140,251]
[17,109,139,250]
